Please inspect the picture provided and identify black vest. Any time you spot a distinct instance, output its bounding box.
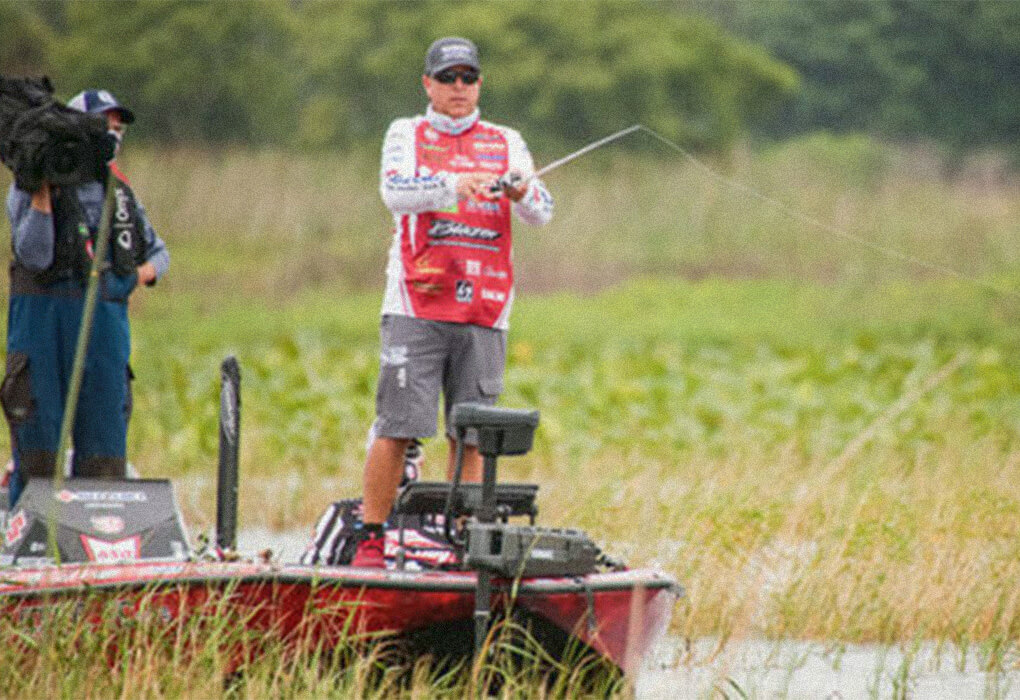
[10,175,148,296]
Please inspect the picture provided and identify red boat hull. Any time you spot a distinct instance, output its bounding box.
[0,560,679,673]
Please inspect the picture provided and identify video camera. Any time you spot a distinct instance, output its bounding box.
[0,75,116,193]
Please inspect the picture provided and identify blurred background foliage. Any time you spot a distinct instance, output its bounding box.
[688,0,1020,153]
[0,0,798,153]
[3,0,1018,155]
[2,0,798,152]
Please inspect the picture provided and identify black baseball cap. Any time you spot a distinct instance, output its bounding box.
[425,37,480,76]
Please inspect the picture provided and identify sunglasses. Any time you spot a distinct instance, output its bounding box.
[433,68,480,85]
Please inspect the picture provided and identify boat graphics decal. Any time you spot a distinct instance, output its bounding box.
[4,510,27,547]
[56,489,148,504]
[80,535,142,563]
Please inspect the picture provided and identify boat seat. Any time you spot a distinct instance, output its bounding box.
[450,403,540,456]
[395,481,538,519]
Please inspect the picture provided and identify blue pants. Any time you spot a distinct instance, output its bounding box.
[3,275,135,505]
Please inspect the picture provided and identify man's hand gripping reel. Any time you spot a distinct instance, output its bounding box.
[489,171,525,197]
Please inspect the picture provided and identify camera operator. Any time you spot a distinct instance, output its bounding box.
[2,89,169,506]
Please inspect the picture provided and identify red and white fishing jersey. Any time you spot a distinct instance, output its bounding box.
[379,106,553,329]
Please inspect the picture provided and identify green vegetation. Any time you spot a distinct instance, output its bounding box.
[3,136,1020,671]
[695,0,1020,149]
[4,0,1020,691]
[1,589,621,698]
[8,0,1020,152]
[1,0,795,152]
[118,269,1020,646]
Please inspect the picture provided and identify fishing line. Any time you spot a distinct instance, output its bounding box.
[530,124,1020,301]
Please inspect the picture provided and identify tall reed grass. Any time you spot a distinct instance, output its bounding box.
[114,134,1020,296]
[1,586,621,699]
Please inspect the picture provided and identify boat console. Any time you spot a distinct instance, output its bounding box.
[0,478,190,566]
[0,357,238,567]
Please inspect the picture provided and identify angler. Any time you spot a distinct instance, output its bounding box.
[352,37,554,567]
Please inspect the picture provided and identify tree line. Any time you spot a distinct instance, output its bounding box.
[2,0,795,153]
[3,0,1016,153]
[685,0,1020,151]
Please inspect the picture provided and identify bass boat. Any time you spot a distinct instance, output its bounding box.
[0,358,681,677]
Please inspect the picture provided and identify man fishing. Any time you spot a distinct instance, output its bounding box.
[352,37,554,567]
[3,89,169,506]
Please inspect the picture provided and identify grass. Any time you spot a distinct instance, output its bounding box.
[0,587,623,699]
[117,134,1020,293]
[2,135,1020,690]
[125,280,1020,651]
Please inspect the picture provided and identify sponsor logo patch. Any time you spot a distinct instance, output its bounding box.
[481,288,507,303]
[483,265,508,279]
[464,260,481,276]
[428,220,501,242]
[473,141,506,152]
[380,345,408,367]
[424,127,440,142]
[412,282,444,295]
[55,490,148,503]
[80,535,141,563]
[465,200,501,213]
[455,280,474,303]
[4,510,27,546]
[414,254,446,275]
[114,187,131,224]
[439,44,474,64]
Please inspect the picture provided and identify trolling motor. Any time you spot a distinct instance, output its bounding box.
[441,404,600,658]
[387,404,601,656]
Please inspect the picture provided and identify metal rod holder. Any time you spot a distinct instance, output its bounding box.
[216,356,240,551]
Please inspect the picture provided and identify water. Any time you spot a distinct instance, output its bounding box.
[236,530,1019,698]
[236,527,313,562]
[636,637,1020,699]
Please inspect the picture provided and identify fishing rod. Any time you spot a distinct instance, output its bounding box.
[494,124,1020,301]
[491,124,643,193]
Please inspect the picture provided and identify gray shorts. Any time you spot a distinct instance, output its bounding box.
[374,315,507,445]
